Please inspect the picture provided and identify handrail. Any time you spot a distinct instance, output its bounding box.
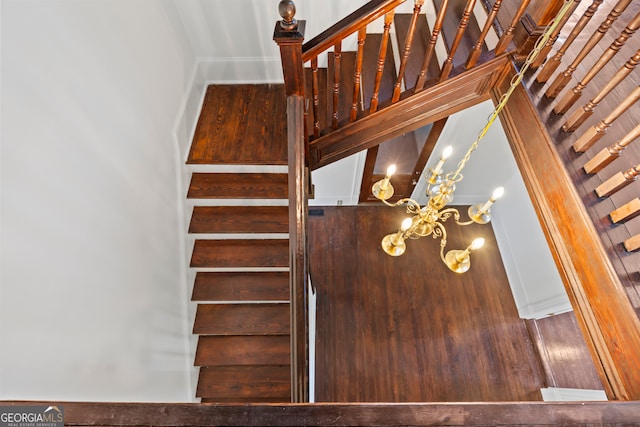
[302,0,406,62]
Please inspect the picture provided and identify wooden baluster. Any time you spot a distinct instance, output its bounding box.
[595,163,640,198]
[554,11,640,114]
[584,123,640,174]
[311,57,320,137]
[624,234,640,252]
[494,0,533,55]
[545,0,633,99]
[392,0,424,102]
[572,85,640,152]
[331,42,342,129]
[466,0,503,69]
[440,0,477,82]
[563,49,640,131]
[351,28,367,122]
[415,0,449,91]
[536,0,602,82]
[370,11,395,113]
[610,198,640,224]
[530,0,582,69]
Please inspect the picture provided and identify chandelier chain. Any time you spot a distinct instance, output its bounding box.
[448,0,577,182]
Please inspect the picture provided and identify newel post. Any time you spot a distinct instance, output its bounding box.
[274,0,306,96]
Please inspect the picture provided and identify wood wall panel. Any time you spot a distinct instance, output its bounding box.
[309,206,545,402]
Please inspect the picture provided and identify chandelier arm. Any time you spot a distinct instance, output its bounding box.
[455,219,475,226]
[434,222,448,264]
[446,0,577,182]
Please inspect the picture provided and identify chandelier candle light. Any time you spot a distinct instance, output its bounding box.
[372,0,577,273]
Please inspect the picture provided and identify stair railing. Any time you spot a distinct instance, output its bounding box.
[279,0,565,170]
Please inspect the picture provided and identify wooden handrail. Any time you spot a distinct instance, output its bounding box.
[2,401,640,425]
[301,0,405,62]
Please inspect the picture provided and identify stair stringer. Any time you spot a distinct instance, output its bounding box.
[308,53,511,170]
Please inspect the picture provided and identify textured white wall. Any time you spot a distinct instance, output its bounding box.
[1,0,195,401]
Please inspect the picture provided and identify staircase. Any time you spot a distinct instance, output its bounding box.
[186,85,292,402]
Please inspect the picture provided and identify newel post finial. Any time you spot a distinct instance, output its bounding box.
[279,0,297,30]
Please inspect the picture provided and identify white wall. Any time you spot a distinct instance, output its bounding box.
[1,0,196,401]
[412,101,571,318]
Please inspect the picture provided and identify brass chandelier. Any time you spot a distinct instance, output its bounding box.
[372,0,575,273]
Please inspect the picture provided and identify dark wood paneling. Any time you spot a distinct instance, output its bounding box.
[187,173,288,199]
[190,239,289,268]
[188,85,287,165]
[5,401,640,426]
[309,206,544,402]
[526,312,604,390]
[195,335,290,366]
[196,365,291,400]
[193,303,290,335]
[189,206,289,234]
[192,272,290,302]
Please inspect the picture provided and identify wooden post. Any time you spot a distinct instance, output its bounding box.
[494,0,533,56]
[583,123,640,174]
[562,49,640,132]
[536,0,601,83]
[610,198,640,223]
[273,1,306,96]
[572,85,640,152]
[440,0,477,81]
[595,163,640,198]
[466,0,503,69]
[545,0,633,98]
[530,0,582,68]
[553,11,640,114]
[392,0,424,101]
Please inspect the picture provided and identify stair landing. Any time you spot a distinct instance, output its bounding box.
[187,84,288,165]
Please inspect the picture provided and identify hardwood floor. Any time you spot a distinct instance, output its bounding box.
[309,205,545,402]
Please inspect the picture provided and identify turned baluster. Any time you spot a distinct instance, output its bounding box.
[331,42,342,129]
[624,234,640,252]
[392,0,424,102]
[494,0,533,55]
[572,85,640,152]
[563,49,640,131]
[554,11,640,114]
[583,123,640,174]
[466,0,503,69]
[610,198,640,223]
[545,0,633,99]
[370,11,395,113]
[595,162,640,198]
[351,28,367,122]
[531,0,582,69]
[440,0,477,81]
[311,57,320,137]
[536,0,602,82]
[415,0,449,92]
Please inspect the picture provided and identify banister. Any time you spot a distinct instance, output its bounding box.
[301,0,405,63]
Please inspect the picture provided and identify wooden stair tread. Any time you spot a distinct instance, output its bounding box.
[361,32,397,112]
[394,13,440,91]
[196,365,291,400]
[190,239,289,268]
[187,84,287,165]
[433,0,484,70]
[192,271,290,301]
[195,335,290,366]
[189,206,289,234]
[187,173,288,199]
[194,303,290,335]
